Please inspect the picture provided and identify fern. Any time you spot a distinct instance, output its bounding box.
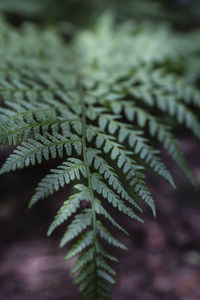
[0,14,200,300]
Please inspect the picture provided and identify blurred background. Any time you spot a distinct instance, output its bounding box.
[0,0,200,299]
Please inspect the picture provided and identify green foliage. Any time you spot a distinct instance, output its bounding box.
[1,0,200,28]
[0,14,200,299]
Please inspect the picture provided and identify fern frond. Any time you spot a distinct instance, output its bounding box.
[91,173,143,223]
[98,112,175,187]
[97,220,127,250]
[47,185,90,236]
[29,158,87,207]
[0,14,199,300]
[86,148,142,212]
[0,99,79,145]
[111,100,196,185]
[60,210,91,247]
[72,247,94,274]
[0,134,81,174]
[65,230,94,260]
[94,200,128,234]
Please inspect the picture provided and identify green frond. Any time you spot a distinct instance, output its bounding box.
[154,95,200,138]
[72,247,94,274]
[0,13,199,300]
[148,119,196,185]
[86,148,142,212]
[96,257,116,276]
[96,240,118,263]
[0,134,82,174]
[96,111,175,188]
[74,263,95,284]
[0,99,79,145]
[97,220,127,250]
[114,100,196,185]
[65,230,94,260]
[97,269,116,285]
[94,200,128,234]
[91,173,143,223]
[78,275,94,294]
[47,186,90,236]
[60,210,91,247]
[150,70,200,108]
[29,158,87,207]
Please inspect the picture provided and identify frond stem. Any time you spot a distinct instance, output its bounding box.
[79,78,97,244]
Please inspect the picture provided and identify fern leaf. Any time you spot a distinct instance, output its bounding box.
[0,134,81,174]
[47,187,90,236]
[0,14,200,300]
[97,220,127,250]
[65,230,94,260]
[72,247,94,274]
[91,173,143,223]
[86,148,142,212]
[94,200,128,235]
[60,210,91,247]
[29,158,87,207]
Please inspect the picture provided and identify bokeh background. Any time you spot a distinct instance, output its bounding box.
[0,1,200,299]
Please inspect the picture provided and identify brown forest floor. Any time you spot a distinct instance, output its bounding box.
[0,137,200,300]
